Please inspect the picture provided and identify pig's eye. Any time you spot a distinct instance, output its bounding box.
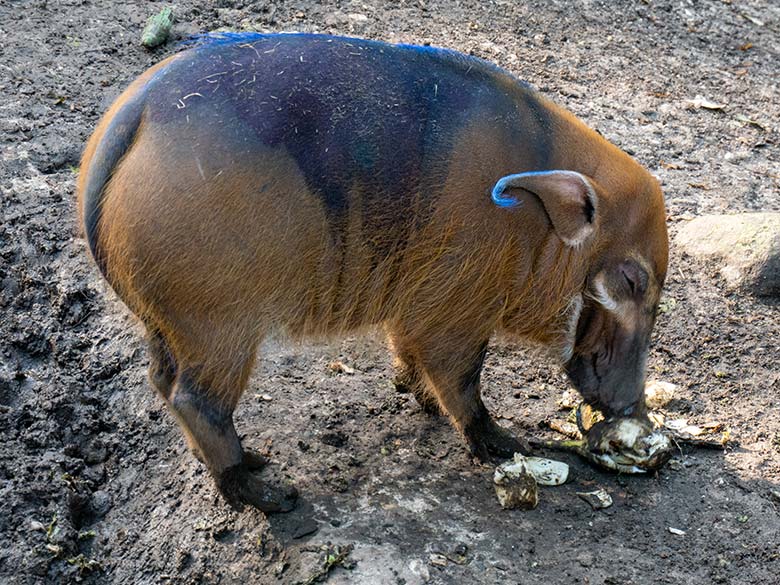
[622,269,637,295]
[618,260,648,298]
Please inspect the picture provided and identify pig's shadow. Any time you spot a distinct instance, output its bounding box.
[266,496,321,543]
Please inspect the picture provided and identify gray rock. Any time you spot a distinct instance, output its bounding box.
[675,213,780,297]
[90,490,112,518]
[323,11,346,27]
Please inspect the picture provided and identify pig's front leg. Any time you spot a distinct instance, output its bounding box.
[413,338,529,461]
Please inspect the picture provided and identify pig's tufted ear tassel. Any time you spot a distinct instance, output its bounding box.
[491,170,599,247]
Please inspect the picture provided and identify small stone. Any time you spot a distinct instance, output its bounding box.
[89,490,112,518]
[577,551,594,567]
[45,543,62,555]
[429,553,448,567]
[686,95,726,110]
[645,380,677,409]
[557,389,581,410]
[274,561,289,576]
[328,360,355,375]
[668,527,686,536]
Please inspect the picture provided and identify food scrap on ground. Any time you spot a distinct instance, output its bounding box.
[538,384,733,474]
[523,456,569,486]
[533,414,674,474]
[577,489,613,510]
[494,454,568,509]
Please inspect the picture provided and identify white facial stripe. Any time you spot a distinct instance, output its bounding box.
[591,274,618,311]
[560,293,583,363]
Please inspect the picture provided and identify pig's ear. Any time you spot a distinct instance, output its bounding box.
[491,170,598,247]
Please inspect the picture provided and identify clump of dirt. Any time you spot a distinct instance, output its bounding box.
[1,1,778,584]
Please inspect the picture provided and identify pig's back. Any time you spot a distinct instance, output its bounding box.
[139,33,538,222]
[87,33,571,337]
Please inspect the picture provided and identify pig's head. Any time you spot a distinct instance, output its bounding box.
[492,168,668,419]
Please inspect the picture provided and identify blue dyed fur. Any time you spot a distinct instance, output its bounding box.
[491,171,566,208]
[133,33,555,251]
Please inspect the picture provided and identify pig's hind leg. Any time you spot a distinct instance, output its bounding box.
[146,330,177,401]
[163,326,297,513]
[146,329,202,463]
[388,334,442,415]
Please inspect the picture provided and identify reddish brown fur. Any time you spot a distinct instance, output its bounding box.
[93,116,593,405]
[77,54,668,510]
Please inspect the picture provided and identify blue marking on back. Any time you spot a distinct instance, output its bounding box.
[146,34,554,256]
[156,34,514,222]
[180,31,530,89]
[491,171,561,208]
[178,31,270,48]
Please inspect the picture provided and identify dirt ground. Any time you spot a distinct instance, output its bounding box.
[1,0,779,583]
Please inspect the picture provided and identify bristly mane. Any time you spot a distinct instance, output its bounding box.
[178,31,270,48]
[177,32,533,91]
[179,31,464,57]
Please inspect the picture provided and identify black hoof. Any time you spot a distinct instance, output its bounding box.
[465,417,529,462]
[485,429,530,458]
[467,437,491,463]
[219,464,298,513]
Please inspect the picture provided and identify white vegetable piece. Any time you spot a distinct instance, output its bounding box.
[521,455,569,486]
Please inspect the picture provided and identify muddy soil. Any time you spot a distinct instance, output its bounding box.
[1,1,779,583]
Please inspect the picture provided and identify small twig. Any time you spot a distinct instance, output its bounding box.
[670,435,732,451]
[529,438,586,452]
